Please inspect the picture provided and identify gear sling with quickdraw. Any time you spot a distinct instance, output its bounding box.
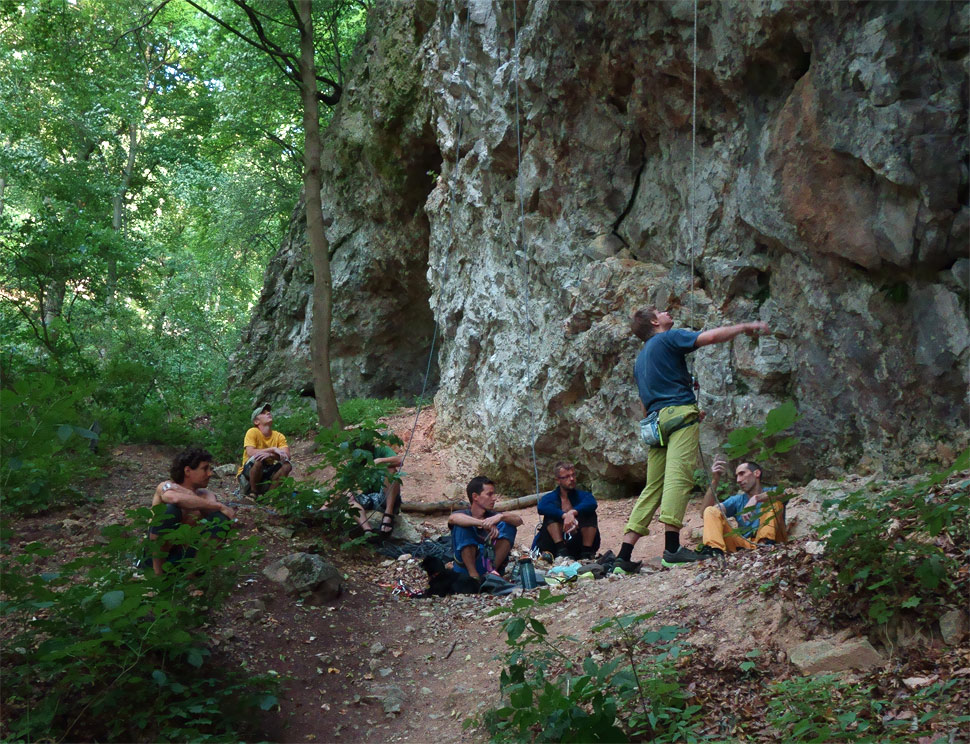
[639,406,700,449]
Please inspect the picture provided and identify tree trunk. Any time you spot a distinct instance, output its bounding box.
[108,122,138,304]
[0,176,6,216]
[297,0,342,428]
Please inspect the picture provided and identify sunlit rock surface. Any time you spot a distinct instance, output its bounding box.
[231,0,968,496]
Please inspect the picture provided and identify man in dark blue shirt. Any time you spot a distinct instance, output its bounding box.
[614,306,769,573]
[449,476,523,582]
[535,461,601,560]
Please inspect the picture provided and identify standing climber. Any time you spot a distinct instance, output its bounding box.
[613,306,769,573]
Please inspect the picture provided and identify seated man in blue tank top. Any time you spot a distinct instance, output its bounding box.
[535,461,600,560]
[449,476,523,583]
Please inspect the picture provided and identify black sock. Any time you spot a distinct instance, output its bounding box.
[553,541,566,555]
[664,531,680,553]
[618,543,634,562]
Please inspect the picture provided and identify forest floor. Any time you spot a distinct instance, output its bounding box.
[9,407,969,743]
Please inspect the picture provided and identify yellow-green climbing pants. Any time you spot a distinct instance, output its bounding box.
[625,404,699,535]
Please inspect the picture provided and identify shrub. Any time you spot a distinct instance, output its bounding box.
[475,591,703,743]
[1,508,277,742]
[766,674,962,742]
[810,449,969,628]
[338,397,403,426]
[0,373,100,514]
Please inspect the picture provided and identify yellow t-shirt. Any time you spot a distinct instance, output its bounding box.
[238,428,289,473]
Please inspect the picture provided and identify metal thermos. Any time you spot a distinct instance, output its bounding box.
[519,557,537,590]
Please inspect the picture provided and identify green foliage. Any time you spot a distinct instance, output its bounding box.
[312,422,403,498]
[723,400,800,463]
[1,508,276,742]
[475,591,703,743]
[811,449,969,628]
[273,395,321,439]
[338,397,404,426]
[0,0,371,476]
[261,422,402,545]
[766,674,956,742]
[0,372,100,514]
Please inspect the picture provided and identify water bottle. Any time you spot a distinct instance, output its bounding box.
[519,557,537,590]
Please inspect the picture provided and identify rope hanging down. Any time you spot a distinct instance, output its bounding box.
[689,0,698,331]
[399,2,472,471]
[512,0,542,499]
[689,0,710,475]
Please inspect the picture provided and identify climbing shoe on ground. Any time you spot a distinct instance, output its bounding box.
[696,544,725,559]
[661,546,704,568]
[612,557,642,575]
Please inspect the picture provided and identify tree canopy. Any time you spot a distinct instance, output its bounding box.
[0,0,369,504]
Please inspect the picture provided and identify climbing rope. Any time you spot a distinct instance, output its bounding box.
[689,0,698,331]
[689,0,710,477]
[511,0,542,498]
[399,1,472,471]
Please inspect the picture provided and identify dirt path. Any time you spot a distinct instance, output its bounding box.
[44,409,697,743]
[13,408,966,743]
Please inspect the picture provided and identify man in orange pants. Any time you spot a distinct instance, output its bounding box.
[698,455,785,558]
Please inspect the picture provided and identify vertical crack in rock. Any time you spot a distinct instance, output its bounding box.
[611,133,648,248]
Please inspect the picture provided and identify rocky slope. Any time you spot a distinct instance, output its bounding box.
[229,0,969,496]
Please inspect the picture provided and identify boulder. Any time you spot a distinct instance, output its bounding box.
[212,464,237,478]
[788,637,884,675]
[364,511,422,543]
[262,552,342,600]
[939,609,968,645]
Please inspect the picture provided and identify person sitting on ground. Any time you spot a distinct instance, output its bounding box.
[449,476,523,583]
[535,461,601,560]
[698,455,786,558]
[149,447,236,576]
[348,440,404,539]
[238,403,292,496]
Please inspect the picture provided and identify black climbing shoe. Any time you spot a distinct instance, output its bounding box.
[697,544,725,559]
[661,546,704,568]
[613,557,642,575]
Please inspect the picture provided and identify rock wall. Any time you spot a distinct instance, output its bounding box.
[231,0,969,496]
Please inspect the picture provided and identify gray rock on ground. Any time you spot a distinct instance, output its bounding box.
[262,552,342,601]
[787,637,884,675]
[939,609,968,645]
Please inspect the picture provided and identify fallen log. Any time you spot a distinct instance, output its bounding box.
[401,492,541,515]
[495,493,540,511]
[402,499,465,515]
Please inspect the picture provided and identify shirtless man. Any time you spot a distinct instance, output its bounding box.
[149,447,235,575]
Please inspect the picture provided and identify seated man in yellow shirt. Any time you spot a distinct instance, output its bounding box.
[238,403,292,495]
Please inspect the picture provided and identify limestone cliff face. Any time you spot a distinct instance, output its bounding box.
[230,0,969,495]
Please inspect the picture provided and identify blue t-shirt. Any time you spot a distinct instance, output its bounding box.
[634,329,700,414]
[720,488,778,537]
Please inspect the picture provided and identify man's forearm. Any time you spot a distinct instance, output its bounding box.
[696,322,767,348]
[701,478,720,509]
[162,491,227,513]
[449,512,483,528]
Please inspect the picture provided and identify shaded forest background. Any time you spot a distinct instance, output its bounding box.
[1,0,372,512]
